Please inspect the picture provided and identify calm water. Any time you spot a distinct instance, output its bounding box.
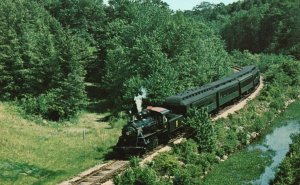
[248,121,300,185]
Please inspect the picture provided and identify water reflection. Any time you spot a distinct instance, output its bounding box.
[248,121,300,185]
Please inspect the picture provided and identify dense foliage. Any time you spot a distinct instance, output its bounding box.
[103,0,230,107]
[38,0,106,82]
[189,0,300,59]
[0,0,232,120]
[0,0,91,120]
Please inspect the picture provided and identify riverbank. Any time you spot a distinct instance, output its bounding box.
[203,100,300,185]
[271,128,300,184]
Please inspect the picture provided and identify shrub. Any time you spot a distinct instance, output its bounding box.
[20,92,61,121]
[269,99,285,111]
[20,85,86,121]
[173,164,203,185]
[223,129,239,153]
[129,156,140,168]
[113,166,170,185]
[186,108,217,153]
[151,153,181,176]
[172,140,199,164]
[237,131,249,145]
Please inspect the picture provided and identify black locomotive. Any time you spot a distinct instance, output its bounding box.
[114,106,184,156]
[114,65,260,156]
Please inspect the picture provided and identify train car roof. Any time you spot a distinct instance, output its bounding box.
[166,88,217,106]
[231,65,256,78]
[146,106,170,114]
[236,71,253,81]
[164,65,257,107]
[208,76,235,88]
[176,84,211,97]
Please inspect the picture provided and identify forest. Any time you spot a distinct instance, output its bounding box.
[0,0,300,184]
[0,0,231,121]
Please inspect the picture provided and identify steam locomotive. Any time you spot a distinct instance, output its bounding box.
[114,65,260,156]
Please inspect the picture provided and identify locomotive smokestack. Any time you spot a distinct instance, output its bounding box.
[134,87,147,112]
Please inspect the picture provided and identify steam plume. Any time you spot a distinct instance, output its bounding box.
[134,87,147,112]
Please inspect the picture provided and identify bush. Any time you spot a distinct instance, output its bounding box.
[20,90,85,121]
[223,129,239,153]
[113,165,170,185]
[269,99,285,111]
[20,92,61,121]
[173,164,203,185]
[172,140,199,164]
[237,131,249,145]
[129,156,140,168]
[151,153,181,176]
[186,108,217,152]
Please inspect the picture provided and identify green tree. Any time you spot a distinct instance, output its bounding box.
[186,108,217,152]
[190,0,300,59]
[0,0,91,120]
[103,0,231,108]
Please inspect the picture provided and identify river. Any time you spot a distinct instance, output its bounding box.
[249,121,300,185]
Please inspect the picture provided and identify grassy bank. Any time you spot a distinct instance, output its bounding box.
[204,150,272,185]
[0,102,123,185]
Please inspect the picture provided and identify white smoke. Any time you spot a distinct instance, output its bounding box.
[134,87,147,112]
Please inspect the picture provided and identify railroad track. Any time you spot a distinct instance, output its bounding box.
[69,160,129,185]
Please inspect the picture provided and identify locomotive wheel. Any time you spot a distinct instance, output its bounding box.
[148,136,159,150]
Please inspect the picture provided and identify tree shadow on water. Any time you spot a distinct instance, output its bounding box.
[0,160,65,184]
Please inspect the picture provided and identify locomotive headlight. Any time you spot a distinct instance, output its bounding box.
[122,123,138,136]
[123,126,136,136]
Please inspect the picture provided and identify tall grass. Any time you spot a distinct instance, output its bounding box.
[0,102,125,185]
